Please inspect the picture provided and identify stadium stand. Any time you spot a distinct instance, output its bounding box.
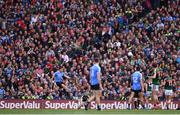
[0,0,179,102]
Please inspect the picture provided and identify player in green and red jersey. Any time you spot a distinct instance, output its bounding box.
[148,63,161,109]
[164,77,174,109]
[144,78,153,107]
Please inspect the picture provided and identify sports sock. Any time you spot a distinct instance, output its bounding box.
[97,105,101,110]
[134,101,138,109]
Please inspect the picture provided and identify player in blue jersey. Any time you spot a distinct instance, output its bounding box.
[53,67,70,92]
[84,57,103,110]
[128,66,145,109]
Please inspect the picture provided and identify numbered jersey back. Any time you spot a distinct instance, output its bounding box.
[131,71,142,90]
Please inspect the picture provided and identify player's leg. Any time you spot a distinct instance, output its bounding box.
[152,85,159,109]
[168,90,173,110]
[152,90,158,108]
[134,91,139,109]
[134,98,138,109]
[86,84,101,110]
[86,90,101,110]
[166,95,170,109]
[61,83,70,92]
[144,92,148,108]
[83,90,96,110]
[60,82,72,99]
[146,91,152,109]
[165,90,173,109]
[95,90,101,110]
[77,95,89,110]
[139,91,145,109]
[128,91,135,109]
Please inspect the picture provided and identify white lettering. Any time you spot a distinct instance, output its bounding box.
[45,101,50,109]
[106,103,111,109]
[69,101,73,109]
[16,103,20,108]
[61,103,65,109]
[114,101,119,109]
[0,100,178,110]
[0,101,5,108]
[10,103,15,109]
[161,102,167,109]
[91,101,96,109]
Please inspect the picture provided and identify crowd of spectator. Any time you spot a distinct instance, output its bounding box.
[0,0,179,101]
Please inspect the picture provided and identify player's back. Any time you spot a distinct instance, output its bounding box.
[90,64,101,85]
[131,71,142,90]
[54,71,64,83]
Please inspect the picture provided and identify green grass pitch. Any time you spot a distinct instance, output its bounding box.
[0,109,179,114]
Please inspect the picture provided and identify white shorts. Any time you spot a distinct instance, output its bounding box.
[165,90,173,96]
[153,84,159,91]
[147,91,152,97]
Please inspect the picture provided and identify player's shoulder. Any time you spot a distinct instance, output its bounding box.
[92,64,100,68]
[54,70,60,74]
[135,71,142,74]
[132,71,142,76]
[95,64,101,71]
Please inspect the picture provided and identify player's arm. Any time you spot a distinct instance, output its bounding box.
[144,83,147,92]
[64,74,71,79]
[51,71,56,85]
[149,68,157,79]
[97,68,103,90]
[140,73,144,92]
[52,71,55,79]
[97,72,103,90]
[130,76,133,89]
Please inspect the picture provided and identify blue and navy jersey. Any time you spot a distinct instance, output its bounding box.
[131,71,142,90]
[90,64,101,85]
[54,71,64,83]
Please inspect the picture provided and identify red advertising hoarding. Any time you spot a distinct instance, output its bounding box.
[0,99,179,110]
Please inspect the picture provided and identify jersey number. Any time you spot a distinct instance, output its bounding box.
[133,77,138,83]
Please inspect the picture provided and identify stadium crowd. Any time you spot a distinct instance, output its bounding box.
[0,0,179,101]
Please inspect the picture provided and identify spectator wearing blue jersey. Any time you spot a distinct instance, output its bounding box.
[85,57,102,110]
[128,66,145,109]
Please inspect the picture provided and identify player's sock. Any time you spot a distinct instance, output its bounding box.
[138,100,141,109]
[167,105,169,110]
[137,100,140,107]
[84,102,89,110]
[128,104,131,110]
[166,101,169,110]
[142,104,145,109]
[134,101,138,109]
[139,100,145,109]
[154,103,159,109]
[97,105,101,110]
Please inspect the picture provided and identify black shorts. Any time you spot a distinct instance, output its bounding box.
[82,95,89,102]
[132,89,142,97]
[56,82,63,88]
[91,84,100,90]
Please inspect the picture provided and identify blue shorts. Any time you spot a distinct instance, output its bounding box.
[56,82,63,88]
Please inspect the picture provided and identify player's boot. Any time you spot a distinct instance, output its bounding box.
[142,105,145,109]
[84,102,89,110]
[134,101,138,109]
[167,105,169,110]
[97,105,101,111]
[127,104,131,110]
